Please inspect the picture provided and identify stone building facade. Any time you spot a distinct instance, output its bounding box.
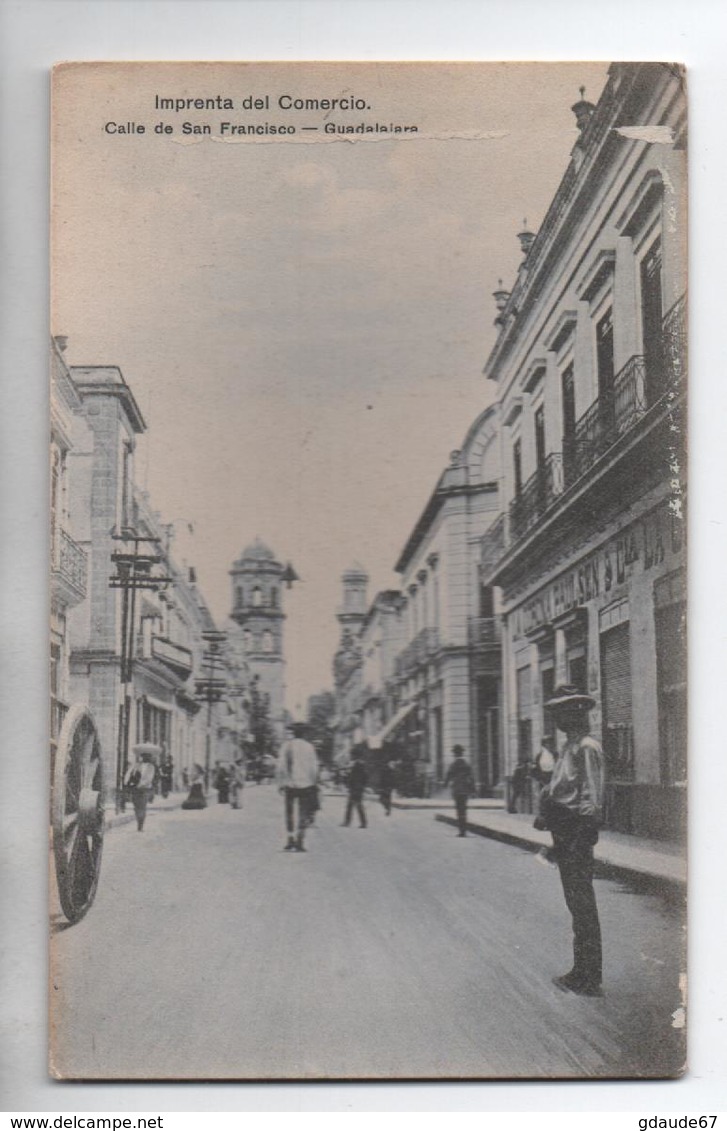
[481,63,687,837]
[391,406,503,789]
[57,351,235,802]
[50,337,91,773]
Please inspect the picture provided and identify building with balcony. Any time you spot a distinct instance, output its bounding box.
[482,63,686,838]
[59,353,234,799]
[50,337,92,767]
[391,405,503,790]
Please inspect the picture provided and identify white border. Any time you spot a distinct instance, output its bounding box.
[1,0,725,1114]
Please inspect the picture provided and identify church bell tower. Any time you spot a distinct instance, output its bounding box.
[228,538,287,737]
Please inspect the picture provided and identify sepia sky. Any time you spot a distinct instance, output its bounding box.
[52,61,610,711]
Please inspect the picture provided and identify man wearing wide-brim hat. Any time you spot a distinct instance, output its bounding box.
[537,684,605,997]
[123,743,160,832]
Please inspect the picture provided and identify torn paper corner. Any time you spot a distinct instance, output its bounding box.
[168,129,513,147]
[613,125,674,144]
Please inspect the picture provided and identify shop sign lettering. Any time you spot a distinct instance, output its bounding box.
[514,504,677,638]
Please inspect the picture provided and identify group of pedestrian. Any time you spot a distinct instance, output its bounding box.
[212,760,246,808]
[136,682,606,1000]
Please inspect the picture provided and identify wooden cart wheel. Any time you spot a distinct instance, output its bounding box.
[52,705,105,924]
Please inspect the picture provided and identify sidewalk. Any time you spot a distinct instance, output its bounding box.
[104,790,187,829]
[433,806,686,896]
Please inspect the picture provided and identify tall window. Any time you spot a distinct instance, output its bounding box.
[512,439,523,497]
[262,630,273,653]
[270,587,278,608]
[641,239,665,404]
[252,586,262,607]
[561,363,577,484]
[50,445,62,559]
[534,405,546,471]
[121,441,133,530]
[596,307,615,429]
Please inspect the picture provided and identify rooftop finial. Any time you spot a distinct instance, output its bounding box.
[572,86,595,132]
[517,220,536,257]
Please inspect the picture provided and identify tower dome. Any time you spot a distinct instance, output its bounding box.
[342,561,369,582]
[239,537,276,563]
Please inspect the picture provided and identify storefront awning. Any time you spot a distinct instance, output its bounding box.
[368,701,416,747]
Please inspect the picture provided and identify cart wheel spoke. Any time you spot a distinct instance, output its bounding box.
[52,705,105,924]
[63,811,79,842]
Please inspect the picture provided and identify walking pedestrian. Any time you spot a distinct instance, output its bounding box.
[508,758,533,813]
[378,757,396,816]
[181,763,207,810]
[213,761,230,804]
[229,758,245,809]
[341,748,368,828]
[123,743,158,831]
[277,723,319,852]
[536,685,606,997]
[444,745,475,836]
[159,752,174,798]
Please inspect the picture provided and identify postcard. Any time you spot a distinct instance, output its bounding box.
[50,61,686,1080]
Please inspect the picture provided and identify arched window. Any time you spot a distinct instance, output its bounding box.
[242,630,252,652]
[252,586,262,607]
[270,587,278,608]
[236,586,243,608]
[262,630,273,653]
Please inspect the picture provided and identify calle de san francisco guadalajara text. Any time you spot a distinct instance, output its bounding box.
[103,94,419,136]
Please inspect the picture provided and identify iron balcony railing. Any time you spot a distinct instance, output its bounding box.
[564,355,646,486]
[394,625,440,678]
[51,527,89,602]
[488,294,687,566]
[509,452,564,541]
[480,513,507,575]
[467,616,502,650]
[662,293,687,388]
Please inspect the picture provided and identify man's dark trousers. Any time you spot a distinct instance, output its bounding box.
[285,787,313,837]
[553,832,602,987]
[454,792,468,835]
[343,793,367,827]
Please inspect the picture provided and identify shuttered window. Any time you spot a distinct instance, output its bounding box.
[655,571,686,785]
[516,664,532,761]
[600,622,634,780]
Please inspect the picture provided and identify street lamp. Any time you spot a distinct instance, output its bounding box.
[108,530,172,811]
[281,562,300,589]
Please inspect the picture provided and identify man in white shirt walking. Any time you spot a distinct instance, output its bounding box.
[277,722,319,852]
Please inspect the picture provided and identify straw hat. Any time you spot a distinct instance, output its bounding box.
[545,684,595,710]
